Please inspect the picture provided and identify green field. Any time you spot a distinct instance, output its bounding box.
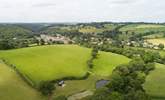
[143,33,164,39]
[1,23,165,100]
[54,75,106,98]
[0,45,131,99]
[1,44,165,100]
[118,24,165,40]
[0,62,45,100]
[0,45,91,85]
[41,23,119,34]
[0,45,130,87]
[79,26,104,33]
[93,51,130,76]
[53,51,130,98]
[144,63,165,100]
[120,24,165,33]
[78,24,117,33]
[147,38,165,46]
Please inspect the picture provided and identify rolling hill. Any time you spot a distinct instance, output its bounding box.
[0,45,130,98]
[0,45,130,86]
[144,63,165,100]
[0,24,33,39]
[0,62,45,100]
[120,24,165,34]
[0,45,91,85]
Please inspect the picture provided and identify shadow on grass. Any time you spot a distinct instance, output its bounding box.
[151,95,165,100]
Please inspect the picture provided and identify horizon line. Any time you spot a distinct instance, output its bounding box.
[0,21,164,24]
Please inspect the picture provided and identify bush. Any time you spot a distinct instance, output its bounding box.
[91,58,154,100]
[53,95,67,100]
[38,81,55,96]
[158,43,164,50]
[87,59,93,68]
[91,47,98,59]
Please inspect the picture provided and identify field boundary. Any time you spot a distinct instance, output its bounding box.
[0,58,91,88]
[1,59,36,88]
[0,48,96,96]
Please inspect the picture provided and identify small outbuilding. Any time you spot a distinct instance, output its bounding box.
[58,80,65,87]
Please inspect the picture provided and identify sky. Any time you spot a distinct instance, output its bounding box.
[0,0,164,23]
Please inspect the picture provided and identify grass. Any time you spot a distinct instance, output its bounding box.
[93,51,130,76]
[0,45,91,85]
[3,44,163,100]
[53,75,107,98]
[136,25,165,28]
[147,38,165,46]
[0,45,130,86]
[53,50,130,98]
[120,24,165,33]
[78,24,117,34]
[143,33,164,39]
[144,63,165,100]
[0,45,130,98]
[79,26,103,33]
[118,24,165,40]
[0,62,45,100]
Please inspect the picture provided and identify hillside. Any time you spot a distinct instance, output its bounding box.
[146,38,165,46]
[118,24,165,40]
[144,63,165,100]
[40,23,118,34]
[93,51,130,76]
[120,24,165,33]
[0,45,130,86]
[0,45,130,98]
[1,23,165,100]
[0,45,91,85]
[0,62,45,100]
[0,24,33,39]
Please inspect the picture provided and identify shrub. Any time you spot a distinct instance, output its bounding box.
[53,95,67,100]
[158,43,164,50]
[38,81,55,96]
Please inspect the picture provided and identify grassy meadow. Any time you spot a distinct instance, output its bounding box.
[54,75,107,97]
[0,62,45,100]
[1,23,165,100]
[0,45,91,85]
[53,51,130,97]
[143,33,164,39]
[147,38,165,46]
[93,51,130,76]
[120,24,165,33]
[0,45,131,99]
[0,45,130,87]
[2,44,164,100]
[78,24,117,33]
[144,63,165,100]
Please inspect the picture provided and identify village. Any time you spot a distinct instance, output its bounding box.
[36,34,74,45]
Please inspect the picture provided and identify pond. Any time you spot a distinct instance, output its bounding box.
[96,79,110,89]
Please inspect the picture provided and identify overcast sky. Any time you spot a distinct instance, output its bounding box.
[0,0,164,23]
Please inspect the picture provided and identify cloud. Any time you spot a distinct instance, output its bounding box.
[110,0,139,4]
[0,0,164,22]
[32,3,56,8]
[110,0,142,5]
